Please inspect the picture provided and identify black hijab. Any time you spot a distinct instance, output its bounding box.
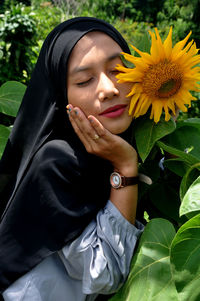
[0,17,131,292]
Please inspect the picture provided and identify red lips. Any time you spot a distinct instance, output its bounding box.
[99,104,127,118]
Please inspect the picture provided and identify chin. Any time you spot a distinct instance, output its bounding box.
[107,122,132,135]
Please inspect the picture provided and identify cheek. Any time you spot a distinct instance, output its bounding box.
[67,87,94,114]
[118,82,132,95]
[67,86,84,107]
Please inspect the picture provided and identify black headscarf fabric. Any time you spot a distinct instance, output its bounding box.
[0,17,131,293]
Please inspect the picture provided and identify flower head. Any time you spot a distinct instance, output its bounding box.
[116,27,200,123]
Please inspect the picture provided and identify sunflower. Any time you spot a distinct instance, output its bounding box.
[116,27,200,123]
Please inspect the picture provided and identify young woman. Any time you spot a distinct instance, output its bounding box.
[0,17,143,301]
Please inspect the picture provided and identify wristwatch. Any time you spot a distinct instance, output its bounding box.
[110,171,139,189]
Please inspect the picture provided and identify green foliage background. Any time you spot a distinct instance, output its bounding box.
[1,0,200,85]
[1,1,200,300]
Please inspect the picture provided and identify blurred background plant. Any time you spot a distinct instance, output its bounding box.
[0,1,37,85]
[0,0,199,90]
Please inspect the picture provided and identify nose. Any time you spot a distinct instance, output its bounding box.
[98,73,119,101]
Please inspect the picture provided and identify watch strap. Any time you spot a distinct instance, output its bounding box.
[121,175,139,187]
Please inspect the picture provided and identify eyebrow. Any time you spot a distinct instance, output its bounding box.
[70,52,121,76]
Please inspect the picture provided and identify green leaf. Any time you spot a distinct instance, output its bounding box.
[109,219,179,301]
[180,176,200,217]
[164,158,190,177]
[157,141,199,166]
[171,214,200,301]
[177,118,200,131]
[0,81,26,117]
[160,125,200,161]
[134,116,176,162]
[180,163,200,201]
[149,182,182,224]
[0,124,11,158]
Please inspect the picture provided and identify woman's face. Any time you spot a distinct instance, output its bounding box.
[67,31,133,134]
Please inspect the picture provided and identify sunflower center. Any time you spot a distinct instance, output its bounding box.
[142,60,182,98]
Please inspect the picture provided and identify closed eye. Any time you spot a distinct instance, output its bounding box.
[110,69,120,75]
[77,78,93,86]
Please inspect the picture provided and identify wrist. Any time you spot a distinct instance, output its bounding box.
[116,166,138,177]
[113,160,138,177]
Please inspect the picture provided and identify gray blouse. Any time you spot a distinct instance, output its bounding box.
[3,201,143,301]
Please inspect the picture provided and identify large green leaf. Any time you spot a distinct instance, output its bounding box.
[164,158,190,177]
[177,118,200,131]
[0,124,11,158]
[134,116,176,162]
[109,219,179,301]
[157,141,199,166]
[180,176,200,217]
[160,125,200,161]
[179,163,200,201]
[171,214,200,301]
[149,182,182,224]
[0,81,26,117]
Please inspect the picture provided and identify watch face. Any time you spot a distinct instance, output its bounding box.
[110,172,122,188]
[113,175,120,185]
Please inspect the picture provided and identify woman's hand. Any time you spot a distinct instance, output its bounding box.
[67,104,138,224]
[67,104,138,177]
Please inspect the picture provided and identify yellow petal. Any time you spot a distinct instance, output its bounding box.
[163,27,173,58]
[151,100,163,123]
[138,96,152,115]
[187,42,199,56]
[173,31,192,53]
[122,52,139,65]
[164,99,176,115]
[175,100,188,112]
[116,71,143,82]
[154,28,165,60]
[130,45,153,64]
[174,93,188,111]
[181,55,200,69]
[129,94,140,115]
[127,84,143,96]
[183,40,195,53]
[133,94,148,117]
[149,31,160,63]
[172,40,194,62]
[163,103,171,121]
[115,64,133,73]
[172,41,198,64]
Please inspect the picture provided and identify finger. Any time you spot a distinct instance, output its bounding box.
[67,106,92,147]
[70,107,101,143]
[87,115,112,141]
[68,110,89,145]
[67,106,102,152]
[67,104,109,142]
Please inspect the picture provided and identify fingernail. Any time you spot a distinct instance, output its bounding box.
[74,110,78,115]
[66,104,70,109]
[68,108,72,112]
[88,118,93,123]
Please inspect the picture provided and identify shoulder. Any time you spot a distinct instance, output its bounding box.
[35,139,77,162]
[31,139,81,179]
